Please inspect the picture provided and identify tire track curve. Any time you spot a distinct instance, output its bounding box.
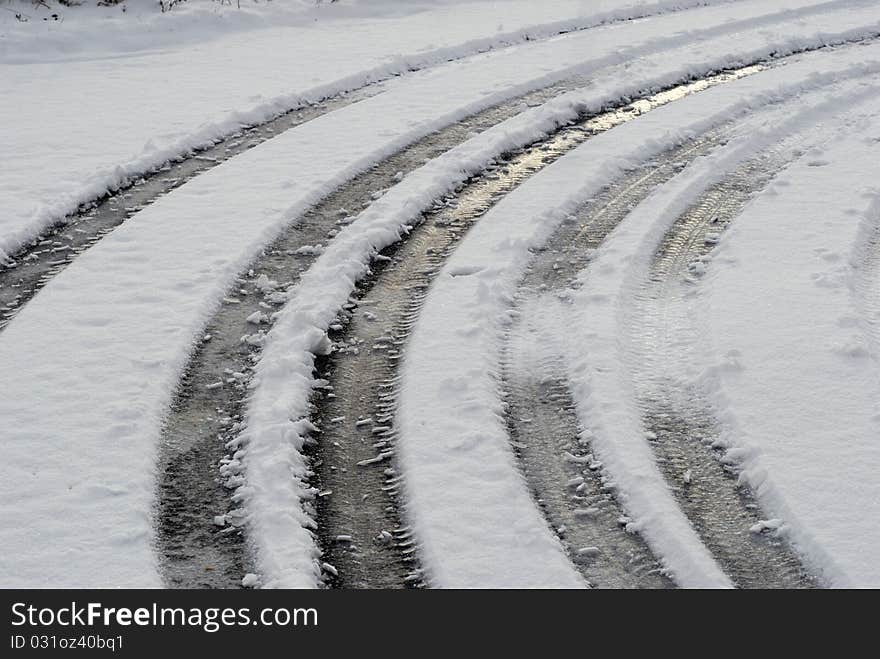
[159,65,765,589]
[300,67,766,589]
[157,74,598,588]
[504,73,879,587]
[159,47,871,587]
[508,128,819,587]
[503,136,723,588]
[0,89,377,333]
[0,0,728,330]
[629,142,821,588]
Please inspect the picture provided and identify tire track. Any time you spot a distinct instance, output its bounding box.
[156,74,603,588]
[0,89,377,333]
[159,53,850,587]
[504,321,673,588]
[503,136,721,588]
[303,67,767,588]
[0,0,725,330]
[504,79,865,586]
[630,144,818,588]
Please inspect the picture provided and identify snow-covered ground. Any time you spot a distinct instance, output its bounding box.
[2,0,880,589]
[701,117,880,586]
[397,54,880,588]
[0,0,717,259]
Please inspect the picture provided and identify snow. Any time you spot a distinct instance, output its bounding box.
[3,0,880,588]
[1,0,709,60]
[236,8,880,589]
[701,113,880,587]
[7,1,752,587]
[396,54,880,587]
[572,87,880,586]
[0,0,727,260]
[257,53,879,590]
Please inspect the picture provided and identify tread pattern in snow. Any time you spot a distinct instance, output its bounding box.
[632,144,819,588]
[307,69,767,588]
[0,90,376,332]
[307,133,588,587]
[503,136,722,588]
[156,74,596,588]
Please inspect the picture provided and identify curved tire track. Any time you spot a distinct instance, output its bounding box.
[503,136,722,588]
[629,138,821,588]
[297,68,772,588]
[0,0,733,330]
[157,75,601,588]
[504,69,876,587]
[0,90,378,332]
[159,65,764,588]
[158,45,876,588]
